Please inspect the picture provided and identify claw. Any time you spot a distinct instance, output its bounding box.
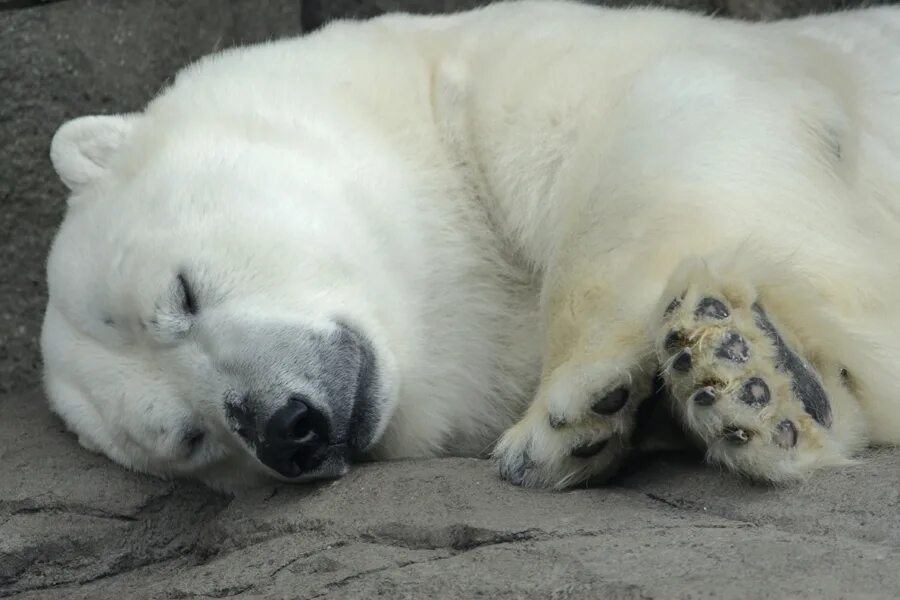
[723,426,751,444]
[691,386,717,406]
[500,451,532,486]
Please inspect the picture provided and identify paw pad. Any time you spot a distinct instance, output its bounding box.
[715,331,750,363]
[773,420,798,448]
[571,439,608,458]
[695,297,730,319]
[739,377,770,407]
[590,386,630,415]
[753,304,832,427]
[664,330,687,352]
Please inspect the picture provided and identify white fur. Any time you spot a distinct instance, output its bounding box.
[50,115,136,194]
[42,1,900,489]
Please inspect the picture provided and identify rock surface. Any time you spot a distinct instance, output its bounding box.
[2,389,899,599]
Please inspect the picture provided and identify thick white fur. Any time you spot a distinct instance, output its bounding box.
[43,1,900,489]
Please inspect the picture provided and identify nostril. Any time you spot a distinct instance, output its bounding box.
[258,395,331,478]
[278,396,309,440]
[284,396,329,442]
[268,396,324,441]
[293,419,314,442]
[285,398,317,443]
[297,397,330,441]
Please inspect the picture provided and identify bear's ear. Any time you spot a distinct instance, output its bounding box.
[50,114,136,193]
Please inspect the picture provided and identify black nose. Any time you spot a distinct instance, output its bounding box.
[257,396,330,478]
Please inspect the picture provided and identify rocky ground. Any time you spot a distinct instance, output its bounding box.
[3,389,899,599]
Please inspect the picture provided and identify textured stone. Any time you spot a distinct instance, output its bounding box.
[299,0,888,32]
[2,388,899,598]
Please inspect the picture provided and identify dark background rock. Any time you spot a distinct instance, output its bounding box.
[0,0,890,393]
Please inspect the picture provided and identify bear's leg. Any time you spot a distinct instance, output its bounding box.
[493,251,662,489]
[494,242,871,488]
[655,257,867,481]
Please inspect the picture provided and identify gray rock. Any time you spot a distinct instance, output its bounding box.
[2,388,899,599]
[298,0,886,31]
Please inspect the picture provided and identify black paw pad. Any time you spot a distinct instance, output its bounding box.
[672,348,692,372]
[695,297,730,320]
[571,439,608,458]
[773,420,798,449]
[664,330,687,352]
[591,386,630,415]
[691,387,717,406]
[715,331,750,363]
[739,377,770,407]
[723,426,751,444]
[753,304,833,428]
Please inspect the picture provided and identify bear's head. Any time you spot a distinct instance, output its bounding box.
[42,111,407,488]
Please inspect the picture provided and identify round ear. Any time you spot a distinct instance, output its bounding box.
[50,114,136,193]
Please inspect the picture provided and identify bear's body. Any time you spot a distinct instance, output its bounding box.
[43,2,900,488]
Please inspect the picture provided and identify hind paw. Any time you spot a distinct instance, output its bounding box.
[656,267,845,481]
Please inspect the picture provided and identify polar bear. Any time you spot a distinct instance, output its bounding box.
[42,1,900,490]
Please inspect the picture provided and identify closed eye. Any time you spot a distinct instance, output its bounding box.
[183,428,206,455]
[177,272,198,316]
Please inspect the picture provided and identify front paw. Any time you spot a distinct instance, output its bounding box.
[493,367,652,488]
[494,416,626,489]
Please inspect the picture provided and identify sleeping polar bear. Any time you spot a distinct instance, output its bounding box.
[42,1,900,490]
